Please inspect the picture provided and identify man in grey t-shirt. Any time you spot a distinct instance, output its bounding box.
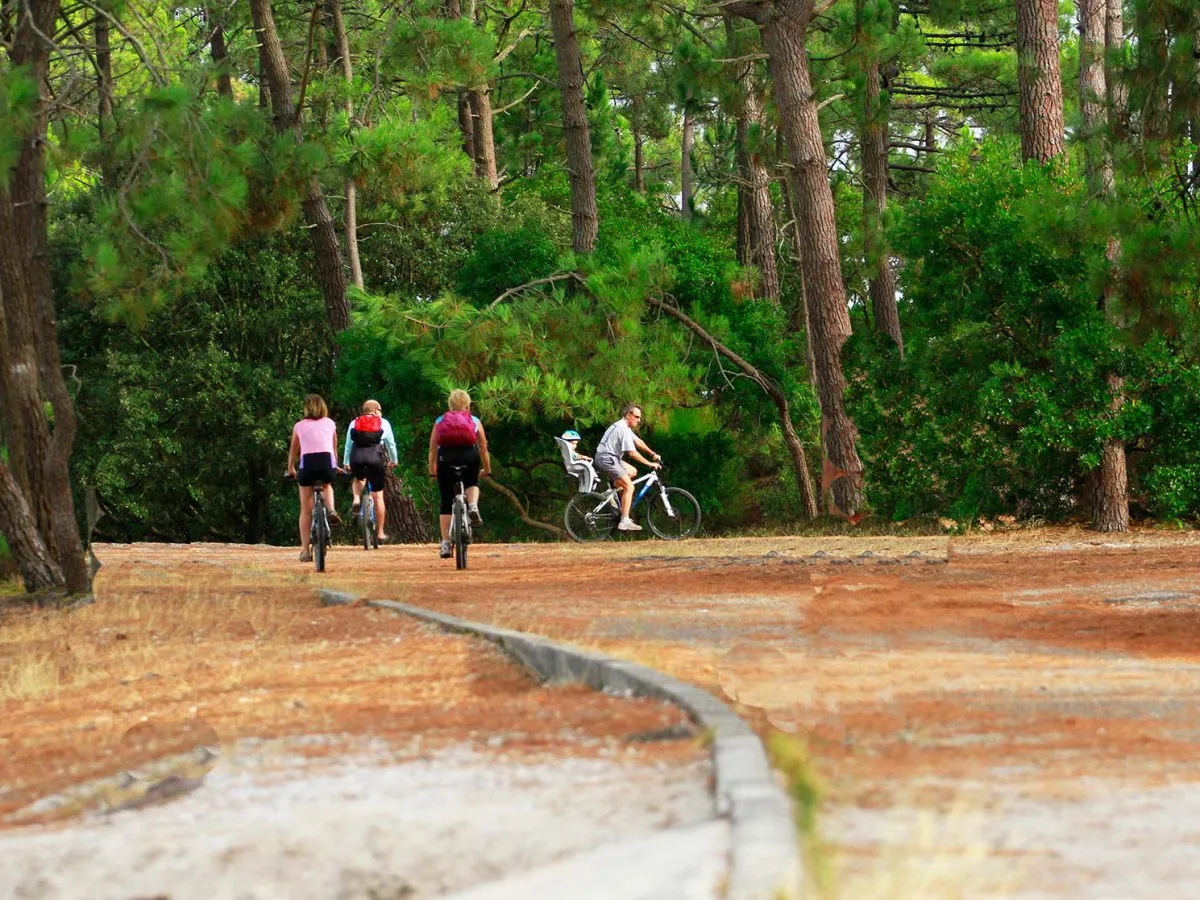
[593,403,661,531]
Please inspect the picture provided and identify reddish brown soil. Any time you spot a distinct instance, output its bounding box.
[12,530,1200,892]
[0,546,701,827]
[272,528,1200,892]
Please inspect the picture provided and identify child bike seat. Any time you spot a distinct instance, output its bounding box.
[554,436,598,493]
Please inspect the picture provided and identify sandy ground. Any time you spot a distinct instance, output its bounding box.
[245,526,1200,898]
[0,549,722,898]
[0,738,721,900]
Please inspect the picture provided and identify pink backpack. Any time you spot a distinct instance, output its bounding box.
[436,410,477,447]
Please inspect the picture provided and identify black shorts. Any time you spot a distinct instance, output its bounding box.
[297,452,337,487]
[349,446,387,492]
[437,445,480,515]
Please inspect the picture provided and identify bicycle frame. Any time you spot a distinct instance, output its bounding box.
[590,470,677,516]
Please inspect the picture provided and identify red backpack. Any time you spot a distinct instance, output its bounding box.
[436,410,477,447]
[351,414,384,447]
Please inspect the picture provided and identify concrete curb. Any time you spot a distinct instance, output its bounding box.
[366,597,802,900]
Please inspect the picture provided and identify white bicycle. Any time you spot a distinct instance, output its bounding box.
[563,466,701,542]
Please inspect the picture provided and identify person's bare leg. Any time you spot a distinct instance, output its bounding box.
[439,514,451,541]
[616,475,634,518]
[299,487,314,555]
[465,485,480,505]
[352,478,364,508]
[323,483,335,516]
[373,490,387,539]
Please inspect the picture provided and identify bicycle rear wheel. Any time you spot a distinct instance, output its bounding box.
[452,499,468,569]
[361,496,373,551]
[646,487,701,540]
[564,492,618,542]
[313,503,328,572]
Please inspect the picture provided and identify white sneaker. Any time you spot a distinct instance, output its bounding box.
[617,518,642,532]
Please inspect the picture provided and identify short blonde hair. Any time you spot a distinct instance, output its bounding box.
[448,389,471,411]
[303,394,328,420]
[362,399,381,414]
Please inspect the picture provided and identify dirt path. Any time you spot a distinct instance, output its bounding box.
[0,546,719,899]
[277,529,1200,898]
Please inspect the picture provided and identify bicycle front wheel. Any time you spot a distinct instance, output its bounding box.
[564,492,618,542]
[453,501,469,570]
[646,487,701,540]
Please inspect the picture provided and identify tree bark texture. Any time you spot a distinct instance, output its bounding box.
[1105,0,1128,135]
[0,461,64,592]
[207,7,234,99]
[384,471,430,543]
[447,0,498,189]
[736,64,781,302]
[1015,0,1066,163]
[250,0,351,332]
[548,0,598,253]
[1078,0,1129,532]
[681,102,695,221]
[458,91,477,160]
[862,59,903,355]
[1092,373,1130,531]
[468,88,500,189]
[324,0,363,291]
[95,12,113,128]
[750,0,864,517]
[0,0,91,593]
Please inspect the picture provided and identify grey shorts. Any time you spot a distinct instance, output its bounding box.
[594,452,629,483]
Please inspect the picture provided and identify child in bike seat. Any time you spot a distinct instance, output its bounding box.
[561,429,592,463]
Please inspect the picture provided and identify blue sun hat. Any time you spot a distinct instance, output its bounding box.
[561,429,582,441]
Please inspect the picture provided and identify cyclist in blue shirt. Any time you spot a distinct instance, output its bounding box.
[344,399,397,543]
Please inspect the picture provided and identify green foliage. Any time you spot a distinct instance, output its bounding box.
[456,225,560,306]
[848,141,1126,522]
[0,66,37,183]
[79,87,285,323]
[63,234,334,543]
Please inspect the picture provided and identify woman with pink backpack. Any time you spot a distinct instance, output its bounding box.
[427,389,492,559]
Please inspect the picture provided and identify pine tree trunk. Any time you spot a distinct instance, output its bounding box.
[752,0,863,517]
[1105,0,1128,135]
[736,149,751,265]
[862,59,903,355]
[548,0,598,254]
[0,0,90,593]
[1015,0,1066,164]
[469,88,500,190]
[384,472,430,543]
[95,13,113,129]
[681,102,694,221]
[1079,0,1129,532]
[458,92,477,160]
[0,461,63,592]
[207,7,234,99]
[251,0,351,332]
[258,41,270,109]
[739,69,781,302]
[779,172,816,379]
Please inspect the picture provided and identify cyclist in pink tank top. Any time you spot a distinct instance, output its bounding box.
[286,394,343,562]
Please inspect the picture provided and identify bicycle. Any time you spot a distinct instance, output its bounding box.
[358,489,380,551]
[563,466,700,542]
[447,464,471,570]
[287,472,338,572]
